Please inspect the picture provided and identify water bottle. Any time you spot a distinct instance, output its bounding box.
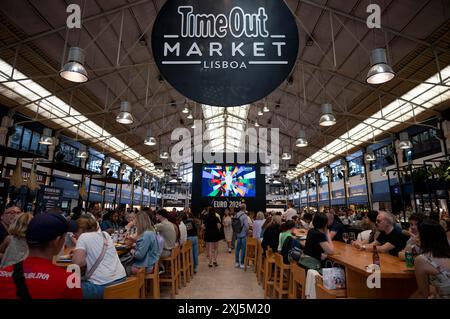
[405,251,414,268]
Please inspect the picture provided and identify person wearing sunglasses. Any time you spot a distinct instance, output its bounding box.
[353,211,407,256]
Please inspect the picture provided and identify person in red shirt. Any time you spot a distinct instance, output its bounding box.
[0,212,82,299]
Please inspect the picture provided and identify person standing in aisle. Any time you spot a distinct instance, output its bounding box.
[223,209,233,253]
[234,204,249,269]
[204,207,221,267]
[282,202,298,221]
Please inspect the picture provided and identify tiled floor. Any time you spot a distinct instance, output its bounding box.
[160,241,264,299]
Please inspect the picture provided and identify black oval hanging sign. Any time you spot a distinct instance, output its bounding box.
[152,0,299,107]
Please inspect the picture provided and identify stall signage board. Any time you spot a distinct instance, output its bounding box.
[152,0,299,106]
[42,186,63,211]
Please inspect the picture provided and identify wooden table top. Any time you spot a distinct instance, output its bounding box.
[329,241,415,279]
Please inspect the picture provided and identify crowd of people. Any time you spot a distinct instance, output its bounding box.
[0,203,201,299]
[1,201,449,299]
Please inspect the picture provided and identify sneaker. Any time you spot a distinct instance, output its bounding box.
[194,268,198,274]
[213,262,218,267]
[228,248,232,253]
[235,262,240,268]
[239,264,245,269]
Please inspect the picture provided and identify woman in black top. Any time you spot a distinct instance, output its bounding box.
[304,213,335,266]
[204,207,221,267]
[262,215,282,254]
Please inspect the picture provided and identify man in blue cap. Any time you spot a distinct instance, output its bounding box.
[0,213,82,299]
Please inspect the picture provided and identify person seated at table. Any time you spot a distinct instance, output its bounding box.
[304,213,334,266]
[0,213,82,299]
[252,212,266,240]
[327,211,345,242]
[411,219,450,299]
[124,212,137,236]
[72,215,127,299]
[300,213,313,230]
[399,213,426,260]
[100,211,120,234]
[0,206,21,248]
[129,211,160,274]
[277,220,297,252]
[262,215,282,254]
[353,211,407,256]
[356,210,379,244]
[155,209,178,258]
[0,212,33,268]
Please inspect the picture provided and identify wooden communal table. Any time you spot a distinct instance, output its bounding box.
[328,241,417,299]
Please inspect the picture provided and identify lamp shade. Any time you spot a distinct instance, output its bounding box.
[366,48,395,85]
[116,101,134,124]
[59,47,88,83]
[144,128,156,146]
[281,147,291,160]
[39,128,53,145]
[364,151,376,162]
[187,112,193,119]
[296,129,308,147]
[399,132,413,150]
[76,145,89,159]
[319,103,336,126]
[263,105,270,113]
[160,149,169,159]
[258,108,263,116]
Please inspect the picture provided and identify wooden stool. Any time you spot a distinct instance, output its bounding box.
[185,240,194,278]
[315,276,347,299]
[104,269,145,299]
[256,240,264,284]
[159,246,180,298]
[288,261,306,299]
[273,253,290,299]
[145,263,160,299]
[244,237,257,271]
[180,243,190,286]
[263,248,275,299]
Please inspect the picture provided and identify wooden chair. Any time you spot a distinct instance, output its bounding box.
[315,276,347,299]
[186,239,194,278]
[180,243,191,286]
[244,237,258,271]
[145,263,160,299]
[288,261,306,299]
[263,248,275,299]
[176,245,183,289]
[273,253,291,299]
[104,269,145,299]
[159,246,180,298]
[256,240,264,285]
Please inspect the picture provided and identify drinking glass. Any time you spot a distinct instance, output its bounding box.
[348,232,356,243]
[342,233,349,244]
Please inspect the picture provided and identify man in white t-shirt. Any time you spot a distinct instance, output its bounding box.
[282,202,298,221]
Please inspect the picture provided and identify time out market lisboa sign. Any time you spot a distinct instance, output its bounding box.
[152,0,299,107]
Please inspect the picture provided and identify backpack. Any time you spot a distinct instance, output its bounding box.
[281,236,303,264]
[232,213,244,234]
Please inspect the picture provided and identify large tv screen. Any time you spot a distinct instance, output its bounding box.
[201,165,257,197]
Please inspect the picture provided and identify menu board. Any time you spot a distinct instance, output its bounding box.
[41,186,63,211]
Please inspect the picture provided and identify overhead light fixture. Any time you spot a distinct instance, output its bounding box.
[187,111,193,119]
[182,101,189,114]
[59,47,88,83]
[254,120,260,127]
[399,132,413,150]
[116,101,134,124]
[76,145,88,159]
[160,150,170,160]
[364,151,376,162]
[319,103,336,127]
[296,129,308,147]
[366,48,395,85]
[258,108,263,116]
[191,122,196,129]
[263,105,270,113]
[144,128,157,146]
[281,147,291,161]
[39,128,53,145]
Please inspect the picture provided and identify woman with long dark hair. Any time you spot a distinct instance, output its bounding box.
[204,207,221,267]
[411,219,450,299]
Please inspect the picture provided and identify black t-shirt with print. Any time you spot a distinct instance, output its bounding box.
[304,228,328,262]
[376,227,408,256]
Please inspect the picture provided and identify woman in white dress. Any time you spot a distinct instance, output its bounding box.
[223,209,233,253]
